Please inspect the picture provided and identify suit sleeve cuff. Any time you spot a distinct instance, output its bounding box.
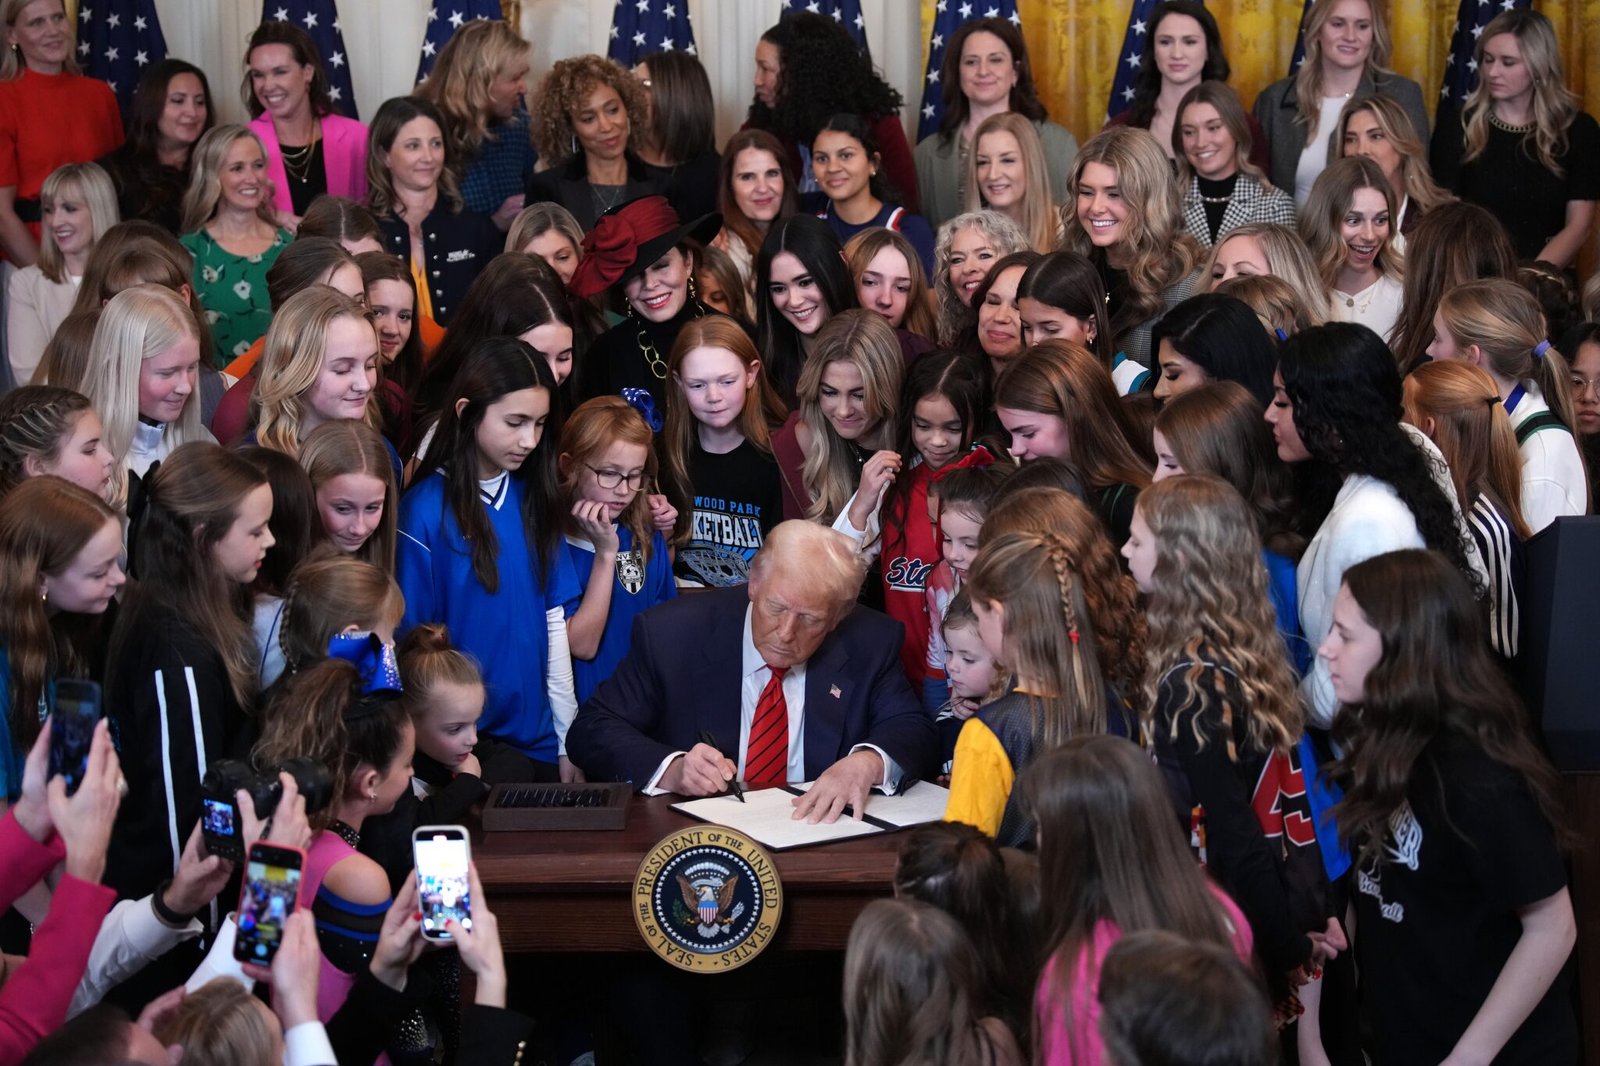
[642,752,687,795]
[849,744,901,794]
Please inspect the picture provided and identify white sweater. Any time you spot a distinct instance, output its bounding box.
[1507,384,1587,533]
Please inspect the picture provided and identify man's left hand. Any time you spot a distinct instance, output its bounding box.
[790,750,883,824]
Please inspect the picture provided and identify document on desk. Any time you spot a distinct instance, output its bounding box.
[672,781,951,850]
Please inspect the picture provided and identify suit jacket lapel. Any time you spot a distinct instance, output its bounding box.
[801,633,853,778]
[1219,178,1253,236]
[698,594,748,757]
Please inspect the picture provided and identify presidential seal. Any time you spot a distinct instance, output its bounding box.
[633,825,783,972]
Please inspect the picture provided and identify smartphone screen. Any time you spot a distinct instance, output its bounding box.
[201,796,241,859]
[49,681,101,796]
[414,828,471,940]
[234,847,302,964]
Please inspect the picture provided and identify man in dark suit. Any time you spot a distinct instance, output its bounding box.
[567,521,937,823]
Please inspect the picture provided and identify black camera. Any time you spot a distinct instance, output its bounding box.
[200,758,333,861]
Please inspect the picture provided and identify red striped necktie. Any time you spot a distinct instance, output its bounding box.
[746,664,789,787]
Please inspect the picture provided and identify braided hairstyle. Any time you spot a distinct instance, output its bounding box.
[0,387,96,499]
[966,530,1108,748]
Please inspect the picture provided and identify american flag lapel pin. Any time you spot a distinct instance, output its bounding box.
[829,684,842,699]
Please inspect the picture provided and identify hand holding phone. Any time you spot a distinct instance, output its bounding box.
[233,842,305,964]
[412,826,472,941]
[49,680,102,796]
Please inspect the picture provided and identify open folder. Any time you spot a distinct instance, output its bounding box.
[671,780,951,851]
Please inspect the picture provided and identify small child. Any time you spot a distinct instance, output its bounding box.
[922,459,1011,712]
[935,589,1003,784]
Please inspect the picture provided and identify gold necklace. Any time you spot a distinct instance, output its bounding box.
[1487,109,1534,134]
[279,121,322,184]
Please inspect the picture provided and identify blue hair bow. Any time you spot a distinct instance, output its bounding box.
[621,388,664,433]
[327,632,403,697]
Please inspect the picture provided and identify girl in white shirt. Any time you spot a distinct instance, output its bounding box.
[1429,278,1588,531]
[1301,156,1404,344]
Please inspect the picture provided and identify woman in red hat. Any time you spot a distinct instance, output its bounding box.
[570,195,730,415]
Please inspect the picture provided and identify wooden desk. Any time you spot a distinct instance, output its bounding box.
[474,794,903,953]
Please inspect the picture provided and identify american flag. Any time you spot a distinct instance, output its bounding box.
[1439,0,1528,107]
[919,0,1021,141]
[415,0,505,85]
[784,0,867,49]
[606,0,697,67]
[261,0,359,119]
[77,0,167,110]
[1106,0,1160,121]
[1288,0,1313,75]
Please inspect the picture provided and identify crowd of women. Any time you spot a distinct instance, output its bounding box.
[0,0,1593,1061]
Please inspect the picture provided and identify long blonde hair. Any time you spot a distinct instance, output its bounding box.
[82,284,206,507]
[37,163,119,284]
[1136,476,1302,759]
[1402,361,1531,540]
[1462,9,1579,175]
[255,287,379,457]
[1061,128,1199,329]
[1299,156,1403,286]
[966,530,1109,746]
[1203,222,1332,323]
[180,125,279,234]
[1336,95,1452,216]
[414,19,530,167]
[964,112,1058,253]
[1292,0,1395,145]
[0,0,79,79]
[797,310,902,523]
[299,419,398,572]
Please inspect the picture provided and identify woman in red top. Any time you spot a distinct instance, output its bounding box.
[0,0,122,267]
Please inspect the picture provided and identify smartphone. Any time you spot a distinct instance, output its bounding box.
[48,680,102,796]
[233,842,304,964]
[412,825,472,941]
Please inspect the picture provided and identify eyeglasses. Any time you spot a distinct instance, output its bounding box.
[1572,374,1600,397]
[585,463,648,491]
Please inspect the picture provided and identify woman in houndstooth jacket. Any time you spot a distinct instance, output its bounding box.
[1172,82,1296,249]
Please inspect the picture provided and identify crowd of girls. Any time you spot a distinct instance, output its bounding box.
[0,0,1592,1062]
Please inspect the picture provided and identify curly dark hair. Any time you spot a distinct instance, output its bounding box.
[1121,1,1229,127]
[529,54,648,166]
[1278,323,1478,588]
[745,12,903,146]
[935,18,1048,144]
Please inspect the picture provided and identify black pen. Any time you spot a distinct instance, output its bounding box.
[698,730,745,802]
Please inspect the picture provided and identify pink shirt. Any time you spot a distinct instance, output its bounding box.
[1034,883,1254,1066]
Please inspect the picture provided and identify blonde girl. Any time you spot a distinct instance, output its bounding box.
[1251,0,1427,201]
[1428,278,1586,530]
[1203,221,1331,324]
[1301,156,1404,342]
[844,227,938,341]
[963,112,1059,253]
[558,396,677,705]
[944,530,1110,847]
[253,286,389,471]
[300,419,398,573]
[1432,9,1597,266]
[178,125,292,364]
[505,200,584,284]
[6,162,118,385]
[81,283,212,506]
[661,316,786,587]
[1336,94,1451,236]
[1060,127,1201,367]
[1403,361,1530,660]
[1123,474,1339,1058]
[776,309,902,524]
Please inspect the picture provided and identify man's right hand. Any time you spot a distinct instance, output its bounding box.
[659,744,737,797]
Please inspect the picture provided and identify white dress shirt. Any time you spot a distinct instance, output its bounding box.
[644,605,902,792]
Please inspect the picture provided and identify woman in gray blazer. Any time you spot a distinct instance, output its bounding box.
[1251,0,1428,204]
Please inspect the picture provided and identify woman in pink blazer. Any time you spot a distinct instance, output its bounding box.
[243,20,368,224]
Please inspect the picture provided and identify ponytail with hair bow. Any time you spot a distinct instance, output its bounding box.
[327,632,403,699]
[930,445,997,484]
